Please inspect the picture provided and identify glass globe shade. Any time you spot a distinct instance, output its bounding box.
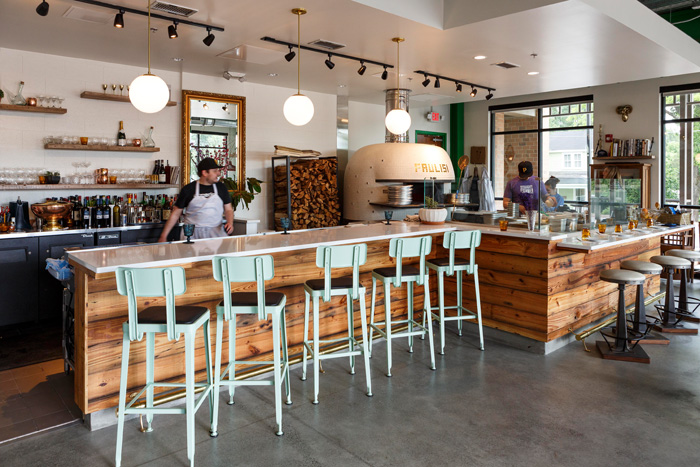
[385,108,411,135]
[283,93,314,126]
[129,73,169,114]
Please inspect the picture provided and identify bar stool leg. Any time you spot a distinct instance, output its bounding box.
[663,266,676,326]
[423,277,436,371]
[347,292,355,375]
[633,283,645,334]
[358,293,373,397]
[210,312,224,437]
[613,283,629,352]
[203,319,213,424]
[385,280,393,377]
[597,280,650,363]
[312,294,321,404]
[369,277,377,358]
[474,267,484,351]
[271,312,283,436]
[407,282,414,353]
[301,292,310,381]
[145,332,155,432]
[457,271,463,336]
[115,327,130,467]
[185,330,196,467]
[437,270,446,355]
[227,318,236,405]
[680,267,689,313]
[280,310,292,405]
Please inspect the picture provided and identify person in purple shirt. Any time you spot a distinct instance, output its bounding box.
[503,161,556,214]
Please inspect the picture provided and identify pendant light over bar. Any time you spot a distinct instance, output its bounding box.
[385,38,411,136]
[261,36,394,74]
[283,8,314,126]
[415,70,495,99]
[129,1,169,113]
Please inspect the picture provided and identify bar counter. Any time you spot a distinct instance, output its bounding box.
[65,221,693,414]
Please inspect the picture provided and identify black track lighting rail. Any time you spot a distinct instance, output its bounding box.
[72,0,224,32]
[261,36,393,69]
[414,70,494,94]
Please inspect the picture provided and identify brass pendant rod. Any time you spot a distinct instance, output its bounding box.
[297,11,300,94]
[147,1,151,74]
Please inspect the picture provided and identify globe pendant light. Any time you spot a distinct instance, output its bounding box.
[129,1,169,114]
[385,37,411,135]
[283,8,314,126]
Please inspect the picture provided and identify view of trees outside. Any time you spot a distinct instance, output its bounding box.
[663,92,700,205]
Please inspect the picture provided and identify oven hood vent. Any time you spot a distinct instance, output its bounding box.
[151,1,198,17]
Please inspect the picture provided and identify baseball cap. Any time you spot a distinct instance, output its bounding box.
[517,161,533,178]
[197,157,222,173]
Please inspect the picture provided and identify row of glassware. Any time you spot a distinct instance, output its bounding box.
[33,96,65,108]
[44,136,119,146]
[0,166,150,185]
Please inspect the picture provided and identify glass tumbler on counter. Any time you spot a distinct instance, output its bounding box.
[499,219,508,231]
[581,227,590,240]
[597,223,607,234]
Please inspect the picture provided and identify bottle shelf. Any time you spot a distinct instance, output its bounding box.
[44,144,160,152]
[80,91,177,107]
[0,103,67,114]
[0,184,178,191]
[592,156,654,161]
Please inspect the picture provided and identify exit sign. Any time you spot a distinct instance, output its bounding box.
[426,111,442,122]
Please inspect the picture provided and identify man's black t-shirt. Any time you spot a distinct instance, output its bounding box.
[175,181,232,210]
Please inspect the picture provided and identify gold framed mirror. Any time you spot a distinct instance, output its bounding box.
[181,90,246,188]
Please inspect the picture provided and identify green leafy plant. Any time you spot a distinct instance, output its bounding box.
[222,176,262,210]
[424,196,439,209]
[44,171,60,177]
[0,89,4,101]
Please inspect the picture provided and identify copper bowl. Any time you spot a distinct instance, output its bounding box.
[31,201,72,231]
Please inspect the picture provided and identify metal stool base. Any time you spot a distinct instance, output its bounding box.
[630,331,670,345]
[596,340,650,364]
[653,323,698,334]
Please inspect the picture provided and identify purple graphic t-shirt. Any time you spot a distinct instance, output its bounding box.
[504,176,548,209]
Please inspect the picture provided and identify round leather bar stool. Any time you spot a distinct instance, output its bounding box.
[650,255,697,335]
[620,260,668,345]
[666,250,700,325]
[597,269,650,363]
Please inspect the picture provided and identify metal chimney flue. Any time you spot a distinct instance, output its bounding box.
[385,88,410,143]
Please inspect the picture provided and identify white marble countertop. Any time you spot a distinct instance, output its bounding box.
[66,222,457,274]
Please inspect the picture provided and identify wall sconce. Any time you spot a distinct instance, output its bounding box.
[505,144,515,162]
[616,105,633,122]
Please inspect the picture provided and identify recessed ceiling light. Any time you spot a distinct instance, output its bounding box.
[268,73,278,77]
[172,57,184,62]
[474,55,486,60]
[528,71,539,75]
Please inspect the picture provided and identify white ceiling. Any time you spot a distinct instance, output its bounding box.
[1,0,700,106]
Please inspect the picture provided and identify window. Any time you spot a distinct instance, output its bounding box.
[490,96,594,208]
[661,84,700,206]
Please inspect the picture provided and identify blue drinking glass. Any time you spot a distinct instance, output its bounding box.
[183,223,195,243]
[280,217,290,234]
[384,210,393,225]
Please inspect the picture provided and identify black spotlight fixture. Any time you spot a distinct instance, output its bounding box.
[422,74,430,87]
[168,21,178,39]
[381,66,388,80]
[456,83,462,93]
[434,77,440,88]
[36,0,49,16]
[203,27,215,46]
[485,90,494,100]
[470,87,477,97]
[357,61,367,76]
[284,45,296,62]
[325,54,335,70]
[114,9,124,28]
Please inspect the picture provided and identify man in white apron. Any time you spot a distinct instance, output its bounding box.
[158,157,234,242]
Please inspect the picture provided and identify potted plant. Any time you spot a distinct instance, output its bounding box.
[222,176,262,210]
[44,171,61,184]
[419,196,447,224]
[0,89,4,103]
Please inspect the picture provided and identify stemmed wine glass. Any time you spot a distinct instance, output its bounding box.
[183,224,195,243]
[102,84,108,94]
[119,84,125,96]
[280,217,291,234]
[111,84,117,94]
[384,210,393,225]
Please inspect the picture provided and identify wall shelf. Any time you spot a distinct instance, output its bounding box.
[80,91,177,107]
[0,184,178,191]
[0,103,67,114]
[592,156,655,161]
[44,144,160,152]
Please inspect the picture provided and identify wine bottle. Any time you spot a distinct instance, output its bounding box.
[158,160,166,184]
[164,160,171,184]
[152,159,159,176]
[95,197,103,228]
[117,121,126,147]
[82,197,91,229]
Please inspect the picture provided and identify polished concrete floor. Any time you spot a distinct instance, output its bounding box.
[1,297,700,466]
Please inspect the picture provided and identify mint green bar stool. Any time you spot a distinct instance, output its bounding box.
[211,255,291,436]
[369,236,436,377]
[426,230,484,355]
[115,266,213,467]
[302,244,372,404]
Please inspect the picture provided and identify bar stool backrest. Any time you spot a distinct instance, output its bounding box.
[316,243,367,302]
[212,255,275,321]
[115,266,187,343]
[388,236,432,287]
[442,230,481,275]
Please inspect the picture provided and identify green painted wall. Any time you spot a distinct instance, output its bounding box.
[450,102,465,190]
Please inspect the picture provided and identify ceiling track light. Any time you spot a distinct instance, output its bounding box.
[36,1,49,16]
[70,1,223,43]
[168,21,178,39]
[261,36,393,76]
[203,27,215,46]
[285,45,296,62]
[325,54,335,70]
[114,9,124,28]
[381,66,388,81]
[414,70,495,99]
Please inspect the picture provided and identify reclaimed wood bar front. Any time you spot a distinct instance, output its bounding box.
[66,222,693,414]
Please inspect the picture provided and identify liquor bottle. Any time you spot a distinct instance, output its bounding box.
[158,160,166,184]
[113,197,121,227]
[144,126,156,148]
[153,159,160,177]
[117,121,126,147]
[95,197,103,228]
[11,81,27,106]
[82,197,91,229]
[105,196,112,228]
[72,196,82,229]
[164,160,171,184]
[162,195,171,221]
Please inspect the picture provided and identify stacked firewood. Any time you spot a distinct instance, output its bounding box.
[274,157,340,230]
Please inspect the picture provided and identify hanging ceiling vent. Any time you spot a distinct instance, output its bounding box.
[308,39,346,50]
[150,1,198,17]
[492,61,520,69]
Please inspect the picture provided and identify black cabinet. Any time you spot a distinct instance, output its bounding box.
[0,238,39,327]
[38,233,94,321]
[122,225,179,244]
